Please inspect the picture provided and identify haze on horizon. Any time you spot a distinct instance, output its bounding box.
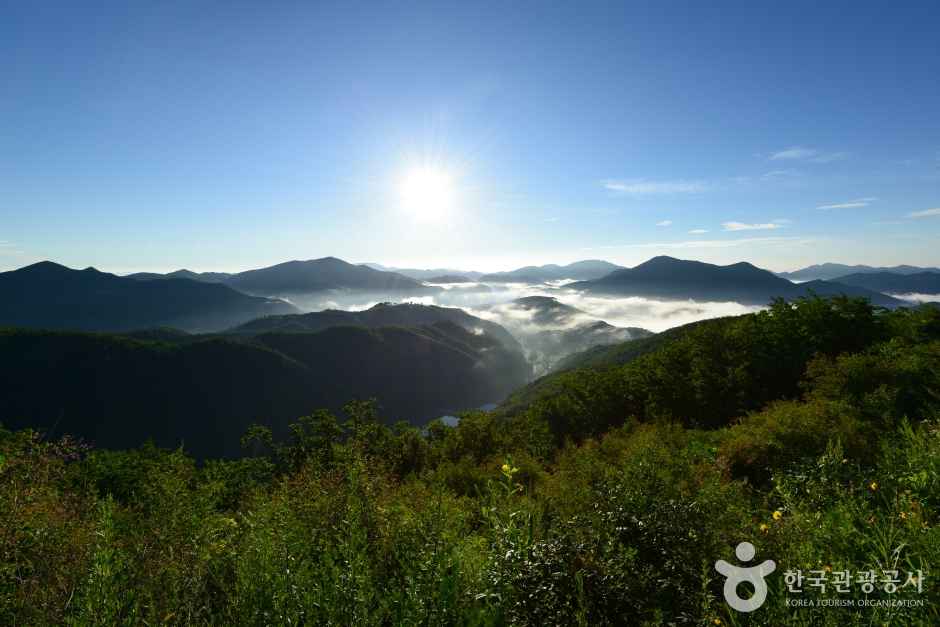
[2,2,939,274]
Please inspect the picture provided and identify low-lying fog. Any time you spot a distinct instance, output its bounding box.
[276,281,762,375]
[281,281,761,333]
[889,293,940,304]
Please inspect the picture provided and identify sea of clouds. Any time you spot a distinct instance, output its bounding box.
[279,281,763,334]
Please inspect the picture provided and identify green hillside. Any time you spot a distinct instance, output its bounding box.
[0,321,529,458]
[2,296,939,624]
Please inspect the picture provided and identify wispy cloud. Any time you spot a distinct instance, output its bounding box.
[722,220,787,231]
[655,220,673,227]
[761,169,801,181]
[817,197,877,210]
[908,208,940,219]
[600,236,816,250]
[769,146,848,163]
[770,146,817,160]
[603,179,709,195]
[810,152,849,163]
[688,229,709,234]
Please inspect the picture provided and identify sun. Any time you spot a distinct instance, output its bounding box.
[399,166,454,222]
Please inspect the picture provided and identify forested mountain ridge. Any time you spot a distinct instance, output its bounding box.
[0,261,297,333]
[229,302,522,352]
[0,320,529,458]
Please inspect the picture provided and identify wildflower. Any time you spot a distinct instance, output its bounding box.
[824,565,832,573]
[712,618,722,626]
[759,523,769,533]
[772,510,783,521]
[501,463,511,474]
[899,512,908,520]
[869,481,878,491]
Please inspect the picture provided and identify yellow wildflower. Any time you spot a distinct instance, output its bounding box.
[501,463,511,474]
[772,510,783,521]
[759,523,769,533]
[869,481,878,491]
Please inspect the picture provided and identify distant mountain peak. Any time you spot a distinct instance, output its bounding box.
[571,256,902,307]
[19,260,72,273]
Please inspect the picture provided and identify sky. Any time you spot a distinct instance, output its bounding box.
[2,1,939,274]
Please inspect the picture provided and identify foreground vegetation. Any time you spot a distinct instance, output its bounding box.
[2,297,938,625]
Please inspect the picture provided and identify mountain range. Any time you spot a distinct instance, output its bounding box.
[132,257,436,296]
[570,256,904,307]
[830,271,940,295]
[778,263,940,282]
[361,263,484,281]
[0,261,297,333]
[127,269,233,283]
[478,260,623,283]
[229,302,523,352]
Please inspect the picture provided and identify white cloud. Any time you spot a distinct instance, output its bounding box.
[770,146,817,160]
[688,229,709,234]
[602,236,816,250]
[655,220,673,227]
[722,221,785,231]
[603,179,708,195]
[908,208,940,218]
[761,169,801,180]
[810,151,849,163]
[769,146,848,163]
[817,197,877,210]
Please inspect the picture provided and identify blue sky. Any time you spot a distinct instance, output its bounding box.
[2,1,939,273]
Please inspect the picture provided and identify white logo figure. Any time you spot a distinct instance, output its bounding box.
[715,541,776,612]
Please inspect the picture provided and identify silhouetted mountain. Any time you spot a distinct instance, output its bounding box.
[0,322,531,458]
[479,260,623,283]
[510,296,591,326]
[127,269,233,283]
[360,263,484,281]
[224,257,435,296]
[425,274,473,283]
[796,280,905,306]
[0,261,298,333]
[229,302,523,353]
[570,256,903,307]
[778,263,940,282]
[831,271,940,294]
